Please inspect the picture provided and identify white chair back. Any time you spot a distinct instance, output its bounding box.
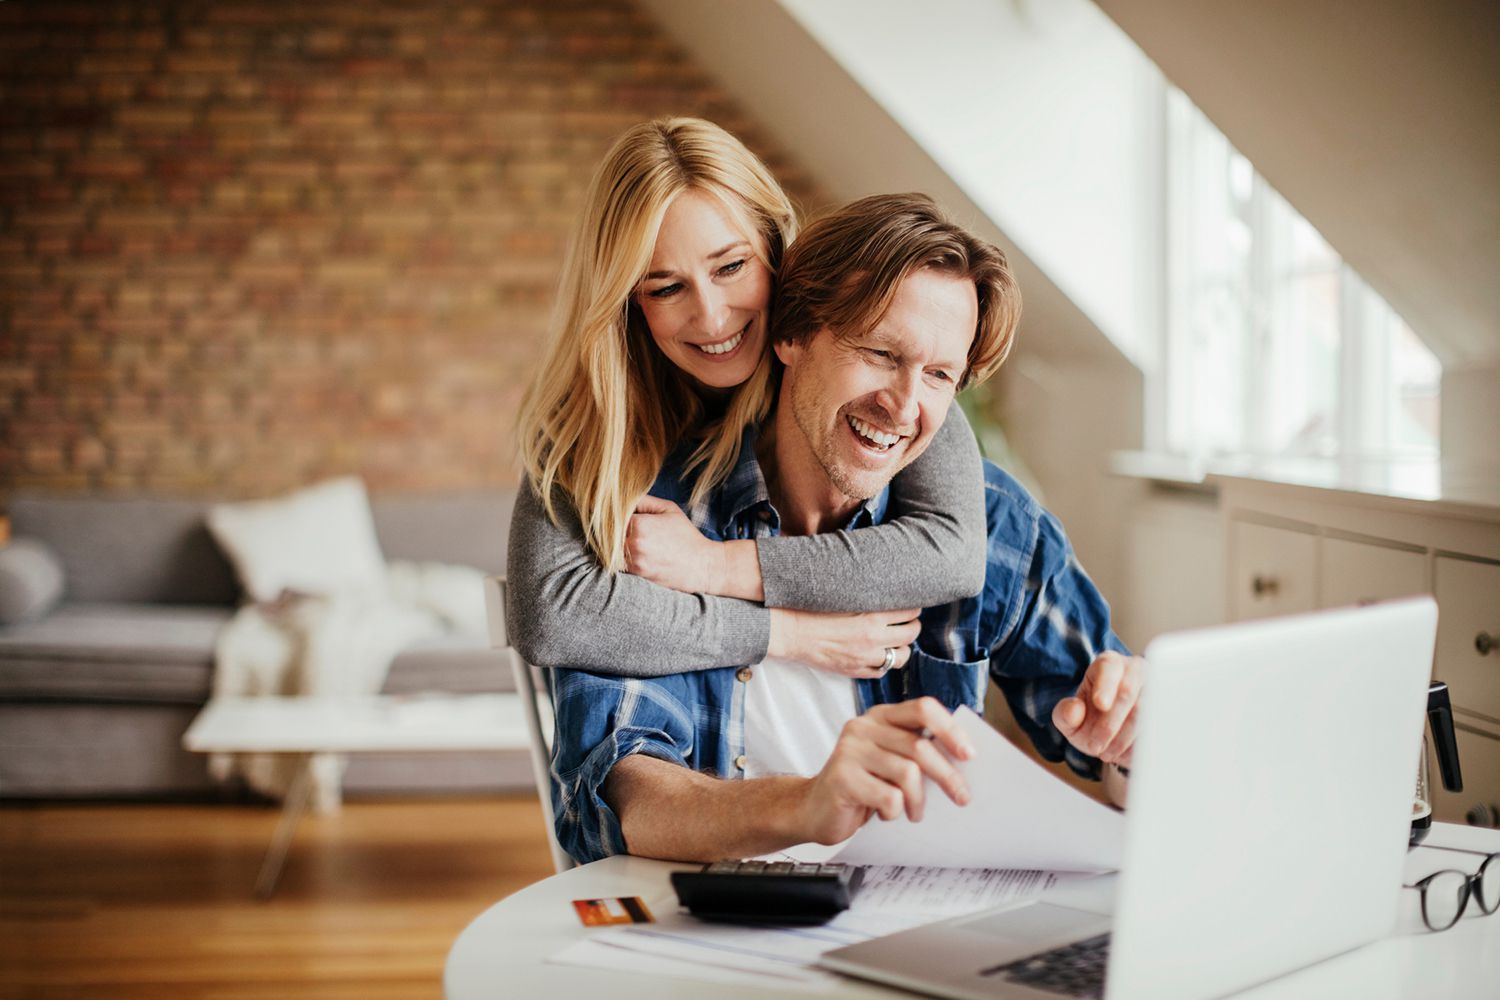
[483,575,574,873]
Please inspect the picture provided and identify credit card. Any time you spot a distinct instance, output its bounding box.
[572,895,655,926]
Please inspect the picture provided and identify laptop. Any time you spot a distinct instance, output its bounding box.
[819,597,1438,1000]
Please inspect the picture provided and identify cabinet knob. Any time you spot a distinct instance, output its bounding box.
[1251,574,1280,598]
[1477,632,1497,656]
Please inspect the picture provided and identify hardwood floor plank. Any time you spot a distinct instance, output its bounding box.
[0,795,554,999]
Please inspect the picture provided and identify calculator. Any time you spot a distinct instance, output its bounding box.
[670,860,865,924]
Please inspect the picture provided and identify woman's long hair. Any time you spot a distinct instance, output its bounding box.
[517,118,798,571]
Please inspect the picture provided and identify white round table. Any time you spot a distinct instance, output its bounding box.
[445,823,1500,999]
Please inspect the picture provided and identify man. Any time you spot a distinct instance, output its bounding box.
[551,193,1139,865]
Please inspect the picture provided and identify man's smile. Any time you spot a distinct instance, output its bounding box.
[846,413,908,453]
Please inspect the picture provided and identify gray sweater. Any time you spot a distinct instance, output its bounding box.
[505,405,985,676]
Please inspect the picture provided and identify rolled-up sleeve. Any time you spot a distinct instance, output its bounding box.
[549,671,698,865]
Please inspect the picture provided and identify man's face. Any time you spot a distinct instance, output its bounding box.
[775,268,977,503]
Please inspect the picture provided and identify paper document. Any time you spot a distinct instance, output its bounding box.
[552,864,1082,990]
[830,706,1124,872]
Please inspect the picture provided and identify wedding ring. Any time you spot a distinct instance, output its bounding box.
[879,646,898,674]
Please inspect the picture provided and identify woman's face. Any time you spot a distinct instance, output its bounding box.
[635,189,772,390]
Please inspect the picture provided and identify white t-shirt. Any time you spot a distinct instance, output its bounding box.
[741,656,859,779]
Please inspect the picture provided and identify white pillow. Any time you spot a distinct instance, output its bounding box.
[207,477,387,603]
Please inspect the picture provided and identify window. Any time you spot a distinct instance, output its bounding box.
[1162,90,1440,466]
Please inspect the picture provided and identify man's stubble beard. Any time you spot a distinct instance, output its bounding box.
[787,362,903,504]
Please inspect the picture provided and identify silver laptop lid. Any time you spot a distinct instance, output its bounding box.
[1106,597,1436,1000]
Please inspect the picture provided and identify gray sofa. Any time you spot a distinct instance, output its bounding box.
[0,491,530,798]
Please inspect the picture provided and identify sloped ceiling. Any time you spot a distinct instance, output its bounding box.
[1094,0,1500,367]
[632,0,1133,371]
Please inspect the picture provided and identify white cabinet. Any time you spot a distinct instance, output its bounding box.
[1431,723,1500,827]
[1433,556,1500,728]
[1221,478,1500,829]
[1230,520,1317,620]
[1318,536,1427,608]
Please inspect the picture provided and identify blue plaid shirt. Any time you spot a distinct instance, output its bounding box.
[549,427,1128,864]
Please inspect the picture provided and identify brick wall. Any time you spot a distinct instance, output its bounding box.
[0,0,823,502]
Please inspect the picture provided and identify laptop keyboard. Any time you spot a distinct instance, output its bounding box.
[980,932,1110,999]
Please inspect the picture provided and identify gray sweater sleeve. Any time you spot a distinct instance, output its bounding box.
[505,482,771,675]
[755,403,986,611]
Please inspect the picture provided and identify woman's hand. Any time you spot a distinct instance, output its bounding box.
[624,496,765,599]
[768,607,922,679]
[623,496,728,594]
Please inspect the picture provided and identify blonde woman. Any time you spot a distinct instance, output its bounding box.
[508,117,985,677]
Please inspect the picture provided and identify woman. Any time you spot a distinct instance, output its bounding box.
[508,117,987,677]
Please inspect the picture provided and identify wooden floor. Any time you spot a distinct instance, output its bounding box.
[0,794,555,999]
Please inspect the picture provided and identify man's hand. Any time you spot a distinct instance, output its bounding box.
[768,607,921,678]
[1052,650,1143,768]
[797,698,975,845]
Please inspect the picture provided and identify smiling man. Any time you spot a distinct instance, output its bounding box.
[549,194,1138,865]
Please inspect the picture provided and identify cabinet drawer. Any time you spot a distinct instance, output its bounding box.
[1231,520,1317,621]
[1318,537,1427,609]
[1433,556,1500,720]
[1430,724,1500,829]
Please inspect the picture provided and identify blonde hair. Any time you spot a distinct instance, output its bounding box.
[517,118,798,571]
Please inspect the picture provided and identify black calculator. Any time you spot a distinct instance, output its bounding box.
[670,860,864,924]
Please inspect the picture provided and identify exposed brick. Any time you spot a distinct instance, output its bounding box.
[94,29,170,52]
[77,54,157,77]
[0,261,45,283]
[291,107,373,131]
[232,260,302,284]
[0,158,56,181]
[205,107,281,130]
[116,105,198,131]
[163,53,243,75]
[71,437,109,470]
[95,207,179,232]
[2,0,823,502]
[72,153,148,180]
[24,441,68,474]
[244,159,320,182]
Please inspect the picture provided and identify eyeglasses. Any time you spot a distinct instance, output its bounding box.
[1403,845,1500,932]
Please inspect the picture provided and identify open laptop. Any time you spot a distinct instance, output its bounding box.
[820,597,1438,1000]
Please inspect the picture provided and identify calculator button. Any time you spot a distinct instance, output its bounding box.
[817,865,844,875]
[706,861,739,874]
[765,862,793,874]
[792,864,821,874]
[740,860,766,872]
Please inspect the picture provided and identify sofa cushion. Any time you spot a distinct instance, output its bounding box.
[207,477,388,603]
[371,491,516,576]
[8,494,240,605]
[0,538,66,625]
[0,602,227,704]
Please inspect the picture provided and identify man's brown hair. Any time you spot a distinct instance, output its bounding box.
[772,193,1020,388]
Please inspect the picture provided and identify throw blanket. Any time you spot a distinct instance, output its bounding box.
[210,560,489,812]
